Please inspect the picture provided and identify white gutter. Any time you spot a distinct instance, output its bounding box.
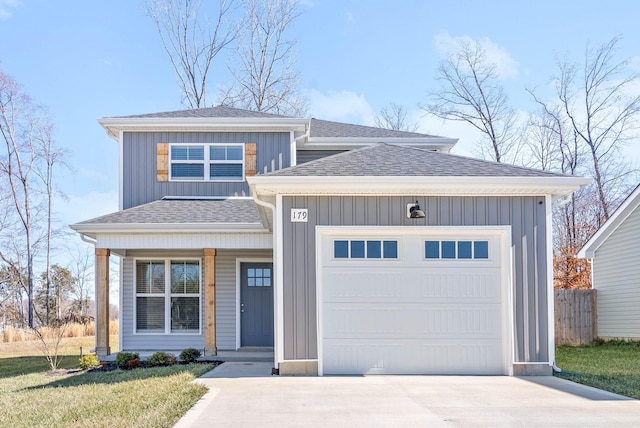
[248,176,591,200]
[70,223,268,234]
[98,117,309,140]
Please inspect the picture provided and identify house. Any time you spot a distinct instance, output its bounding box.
[577,184,640,339]
[71,106,588,376]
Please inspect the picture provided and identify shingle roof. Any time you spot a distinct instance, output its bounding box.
[113,105,292,119]
[265,143,569,178]
[106,106,443,140]
[309,119,440,139]
[74,198,262,225]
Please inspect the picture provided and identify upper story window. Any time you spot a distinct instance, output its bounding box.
[169,144,244,181]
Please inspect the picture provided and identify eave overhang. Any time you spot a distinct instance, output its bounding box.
[248,176,591,201]
[98,117,309,140]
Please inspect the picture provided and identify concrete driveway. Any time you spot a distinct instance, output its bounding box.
[175,362,640,427]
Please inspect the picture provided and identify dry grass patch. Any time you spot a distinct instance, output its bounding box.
[1,320,119,343]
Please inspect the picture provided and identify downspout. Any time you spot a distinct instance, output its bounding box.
[291,122,310,166]
[251,194,281,374]
[549,193,577,374]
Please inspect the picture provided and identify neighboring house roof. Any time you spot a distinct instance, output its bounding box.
[248,143,590,200]
[70,198,266,237]
[577,183,640,258]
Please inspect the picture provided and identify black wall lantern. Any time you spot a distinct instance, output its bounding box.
[408,200,426,219]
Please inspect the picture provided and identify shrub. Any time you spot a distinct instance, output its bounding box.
[115,352,140,369]
[179,348,202,364]
[78,353,101,370]
[147,351,177,367]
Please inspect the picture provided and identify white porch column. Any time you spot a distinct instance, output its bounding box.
[95,248,111,357]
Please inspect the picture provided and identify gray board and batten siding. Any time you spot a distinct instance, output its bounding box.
[281,195,549,364]
[120,249,272,352]
[122,131,291,209]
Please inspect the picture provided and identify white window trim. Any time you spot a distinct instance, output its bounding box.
[168,143,245,182]
[133,257,203,335]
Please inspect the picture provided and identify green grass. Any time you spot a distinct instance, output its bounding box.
[555,340,640,399]
[0,336,216,428]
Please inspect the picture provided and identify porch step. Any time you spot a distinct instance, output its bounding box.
[209,348,274,362]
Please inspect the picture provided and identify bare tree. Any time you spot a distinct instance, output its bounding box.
[0,70,64,327]
[147,0,237,108]
[525,37,640,288]
[374,103,419,132]
[423,40,517,163]
[220,0,307,115]
[0,264,27,326]
[553,36,640,223]
[32,121,66,325]
[67,244,94,318]
[0,71,41,327]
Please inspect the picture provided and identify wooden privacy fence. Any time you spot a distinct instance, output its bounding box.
[554,289,597,346]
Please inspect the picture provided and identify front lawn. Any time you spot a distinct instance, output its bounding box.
[555,340,640,399]
[0,336,216,428]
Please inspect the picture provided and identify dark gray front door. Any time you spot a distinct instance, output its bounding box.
[241,263,274,347]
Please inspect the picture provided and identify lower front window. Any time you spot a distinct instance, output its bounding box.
[135,259,201,334]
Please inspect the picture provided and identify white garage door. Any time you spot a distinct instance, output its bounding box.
[319,230,508,375]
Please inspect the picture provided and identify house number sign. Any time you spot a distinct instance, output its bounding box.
[290,208,308,222]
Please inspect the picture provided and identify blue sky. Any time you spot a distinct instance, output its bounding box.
[1,0,640,229]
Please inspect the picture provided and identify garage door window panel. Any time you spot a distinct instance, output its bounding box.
[383,241,398,258]
[458,241,472,259]
[351,241,365,258]
[424,240,490,260]
[474,241,489,259]
[333,239,398,260]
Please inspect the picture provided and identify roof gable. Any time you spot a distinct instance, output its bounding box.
[577,183,640,258]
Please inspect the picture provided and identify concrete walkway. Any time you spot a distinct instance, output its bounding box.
[175,362,640,427]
